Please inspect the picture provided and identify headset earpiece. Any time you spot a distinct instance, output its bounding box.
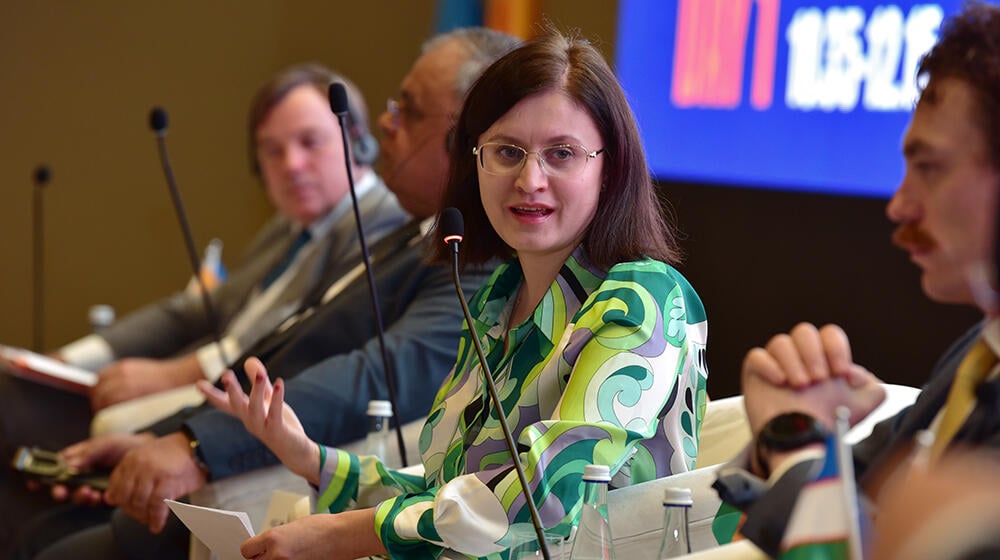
[351,129,379,166]
[335,78,379,167]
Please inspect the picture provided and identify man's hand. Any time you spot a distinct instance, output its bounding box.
[104,432,208,533]
[742,323,887,436]
[91,354,204,411]
[41,433,154,506]
[240,508,384,560]
[198,358,319,483]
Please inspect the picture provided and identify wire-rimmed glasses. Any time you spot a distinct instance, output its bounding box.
[472,143,604,178]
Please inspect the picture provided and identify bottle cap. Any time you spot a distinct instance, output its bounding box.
[582,464,611,482]
[88,304,116,328]
[367,400,393,417]
[662,486,693,506]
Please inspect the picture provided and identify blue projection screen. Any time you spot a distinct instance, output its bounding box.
[615,0,975,197]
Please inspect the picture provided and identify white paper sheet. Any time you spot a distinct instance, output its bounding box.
[165,500,254,560]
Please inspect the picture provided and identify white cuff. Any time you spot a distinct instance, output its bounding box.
[721,443,825,485]
[767,446,827,484]
[57,335,114,371]
[195,337,240,383]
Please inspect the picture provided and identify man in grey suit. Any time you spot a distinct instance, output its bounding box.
[0,62,406,554]
[714,4,1000,554]
[16,28,522,560]
[56,63,406,412]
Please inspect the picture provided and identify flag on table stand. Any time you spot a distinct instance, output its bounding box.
[711,500,747,546]
[779,408,866,560]
[186,238,227,294]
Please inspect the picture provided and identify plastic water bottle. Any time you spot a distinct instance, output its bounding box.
[569,464,615,560]
[364,400,400,468]
[656,487,692,558]
[88,304,115,334]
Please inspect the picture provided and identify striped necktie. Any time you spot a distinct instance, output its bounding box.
[262,229,311,289]
[930,338,996,459]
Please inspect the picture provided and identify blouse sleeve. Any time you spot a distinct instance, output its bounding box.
[364,263,707,559]
[315,448,428,514]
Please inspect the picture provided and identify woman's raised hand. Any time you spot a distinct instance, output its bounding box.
[197,357,321,483]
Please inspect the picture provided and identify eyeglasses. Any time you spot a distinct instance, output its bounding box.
[472,143,605,178]
[385,98,452,130]
[385,98,406,129]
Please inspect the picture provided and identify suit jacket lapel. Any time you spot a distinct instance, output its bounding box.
[236,220,424,373]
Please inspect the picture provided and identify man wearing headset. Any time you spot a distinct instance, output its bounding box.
[13,29,522,560]
[62,64,405,412]
[0,63,407,555]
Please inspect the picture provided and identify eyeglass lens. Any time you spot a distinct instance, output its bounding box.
[476,144,599,177]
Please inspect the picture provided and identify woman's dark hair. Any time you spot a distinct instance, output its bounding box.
[431,28,681,270]
[917,2,1000,170]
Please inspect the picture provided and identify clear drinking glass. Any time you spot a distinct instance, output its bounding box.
[508,525,567,560]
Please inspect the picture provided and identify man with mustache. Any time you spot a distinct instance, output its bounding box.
[716,2,1000,554]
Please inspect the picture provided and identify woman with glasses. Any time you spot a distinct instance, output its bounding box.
[200,28,708,560]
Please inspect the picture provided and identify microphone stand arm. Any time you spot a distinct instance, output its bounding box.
[448,242,551,560]
[32,174,45,352]
[333,115,408,467]
[154,134,229,366]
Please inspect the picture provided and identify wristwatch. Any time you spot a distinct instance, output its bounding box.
[180,425,211,479]
[754,412,828,478]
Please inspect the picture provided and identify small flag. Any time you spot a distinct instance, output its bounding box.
[186,238,227,294]
[779,408,865,560]
[712,407,867,559]
[775,437,852,559]
[711,500,746,546]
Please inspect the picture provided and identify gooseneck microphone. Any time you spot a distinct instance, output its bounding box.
[440,207,551,560]
[32,165,51,352]
[148,107,229,367]
[328,83,408,467]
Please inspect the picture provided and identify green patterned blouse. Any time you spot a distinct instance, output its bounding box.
[316,247,708,559]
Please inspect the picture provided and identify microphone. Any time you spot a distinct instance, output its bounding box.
[328,83,408,467]
[148,107,230,366]
[440,207,551,560]
[32,165,51,352]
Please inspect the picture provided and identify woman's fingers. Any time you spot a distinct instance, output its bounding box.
[267,378,287,432]
[197,377,232,413]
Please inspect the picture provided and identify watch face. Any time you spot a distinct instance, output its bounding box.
[761,412,828,452]
[773,412,816,434]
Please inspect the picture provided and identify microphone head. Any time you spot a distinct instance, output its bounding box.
[149,107,168,134]
[328,82,349,117]
[441,207,464,245]
[33,165,51,187]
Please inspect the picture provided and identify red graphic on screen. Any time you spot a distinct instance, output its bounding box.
[672,0,779,110]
